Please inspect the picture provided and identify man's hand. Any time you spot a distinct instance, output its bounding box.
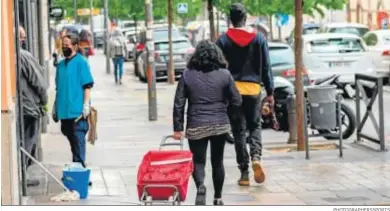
[173,131,184,140]
[83,105,90,118]
[43,104,49,113]
[266,95,275,107]
[52,107,58,123]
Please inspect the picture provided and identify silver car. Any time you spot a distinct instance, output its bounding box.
[137,37,194,82]
[268,42,311,86]
[302,33,375,85]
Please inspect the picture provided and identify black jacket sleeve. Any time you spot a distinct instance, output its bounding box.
[21,50,48,105]
[226,74,242,107]
[216,35,224,51]
[259,35,274,96]
[173,76,187,132]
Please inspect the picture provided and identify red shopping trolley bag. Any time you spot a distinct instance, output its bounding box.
[137,136,193,202]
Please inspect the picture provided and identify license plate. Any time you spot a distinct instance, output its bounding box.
[329,62,351,68]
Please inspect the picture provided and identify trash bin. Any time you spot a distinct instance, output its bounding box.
[62,163,91,199]
[306,85,337,130]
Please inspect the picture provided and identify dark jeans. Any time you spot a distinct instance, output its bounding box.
[229,94,262,171]
[23,115,40,169]
[188,134,227,198]
[61,118,89,167]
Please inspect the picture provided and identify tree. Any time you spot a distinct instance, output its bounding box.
[207,0,216,41]
[53,0,202,24]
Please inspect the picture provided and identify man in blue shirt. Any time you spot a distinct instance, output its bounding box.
[52,33,94,168]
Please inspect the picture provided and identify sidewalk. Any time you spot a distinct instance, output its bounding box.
[26,53,390,205]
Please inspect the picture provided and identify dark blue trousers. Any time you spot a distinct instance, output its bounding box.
[61,118,89,167]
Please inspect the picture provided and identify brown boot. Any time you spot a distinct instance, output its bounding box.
[237,170,250,186]
[252,160,265,184]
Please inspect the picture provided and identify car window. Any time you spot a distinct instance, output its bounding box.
[155,40,191,51]
[363,33,378,46]
[303,27,319,35]
[329,27,369,37]
[269,46,294,66]
[307,38,365,53]
[153,29,181,40]
[127,34,136,41]
[382,35,390,45]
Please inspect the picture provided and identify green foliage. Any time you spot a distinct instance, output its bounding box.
[212,0,346,17]
[52,0,202,22]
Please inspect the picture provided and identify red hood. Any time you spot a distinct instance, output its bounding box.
[226,28,257,47]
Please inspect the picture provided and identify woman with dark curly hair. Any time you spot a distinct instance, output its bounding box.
[172,40,242,205]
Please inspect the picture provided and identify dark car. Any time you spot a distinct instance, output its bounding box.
[132,25,183,77]
[93,29,105,48]
[268,42,311,85]
[137,36,194,82]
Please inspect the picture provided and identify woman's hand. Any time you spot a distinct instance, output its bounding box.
[173,131,184,140]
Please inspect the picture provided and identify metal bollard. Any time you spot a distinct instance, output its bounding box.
[287,94,297,144]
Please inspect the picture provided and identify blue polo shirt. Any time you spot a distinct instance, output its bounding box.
[55,53,94,120]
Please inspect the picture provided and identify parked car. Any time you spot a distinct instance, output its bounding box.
[93,29,105,48]
[319,22,369,37]
[268,42,311,85]
[137,36,194,82]
[362,29,390,83]
[123,30,137,61]
[286,23,320,46]
[133,25,183,77]
[302,33,374,85]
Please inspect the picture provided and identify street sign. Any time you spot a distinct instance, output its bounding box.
[177,3,188,14]
[276,14,289,27]
[77,8,101,16]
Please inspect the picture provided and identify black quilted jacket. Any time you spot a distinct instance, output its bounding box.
[173,68,242,132]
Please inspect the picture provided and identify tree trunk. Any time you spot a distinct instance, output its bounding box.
[294,0,306,151]
[269,15,273,40]
[207,0,216,42]
[168,0,175,84]
[216,12,220,36]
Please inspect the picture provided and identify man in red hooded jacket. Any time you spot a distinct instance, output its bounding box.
[216,3,274,186]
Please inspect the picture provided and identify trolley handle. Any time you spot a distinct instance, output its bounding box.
[159,135,184,150]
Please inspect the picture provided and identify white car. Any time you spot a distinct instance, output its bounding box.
[320,22,369,37]
[362,30,390,81]
[124,30,137,60]
[302,33,374,85]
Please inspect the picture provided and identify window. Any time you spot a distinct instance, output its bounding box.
[153,29,181,40]
[303,27,319,35]
[155,40,191,51]
[363,33,378,46]
[269,46,294,66]
[381,35,390,45]
[308,38,365,53]
[329,27,369,37]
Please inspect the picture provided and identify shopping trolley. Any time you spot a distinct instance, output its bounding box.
[136,135,193,205]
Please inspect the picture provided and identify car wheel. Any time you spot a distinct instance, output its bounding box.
[138,59,147,83]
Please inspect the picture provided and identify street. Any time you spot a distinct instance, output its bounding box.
[26,52,390,205]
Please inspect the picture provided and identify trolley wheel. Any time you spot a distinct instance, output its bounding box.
[145,196,152,205]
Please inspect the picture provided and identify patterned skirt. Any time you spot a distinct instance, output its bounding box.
[185,124,231,140]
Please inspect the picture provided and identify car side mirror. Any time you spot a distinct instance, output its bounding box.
[285,36,290,42]
[49,7,64,19]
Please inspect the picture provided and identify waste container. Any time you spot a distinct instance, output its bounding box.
[306,85,337,130]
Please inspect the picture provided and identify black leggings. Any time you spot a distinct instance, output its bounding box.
[188,134,226,198]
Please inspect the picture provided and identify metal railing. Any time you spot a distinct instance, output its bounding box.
[355,73,387,152]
